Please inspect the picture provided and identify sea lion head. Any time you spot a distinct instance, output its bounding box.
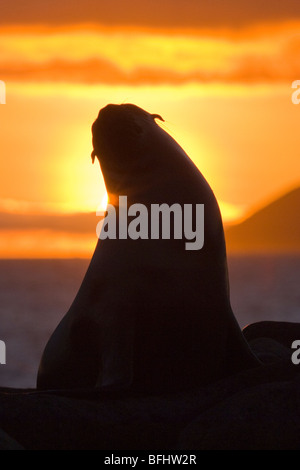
[91,104,164,173]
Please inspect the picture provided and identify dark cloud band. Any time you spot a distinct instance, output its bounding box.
[1,0,300,28]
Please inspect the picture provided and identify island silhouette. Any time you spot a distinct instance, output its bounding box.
[225,186,300,253]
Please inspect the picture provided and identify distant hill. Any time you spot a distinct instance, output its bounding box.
[225,187,300,253]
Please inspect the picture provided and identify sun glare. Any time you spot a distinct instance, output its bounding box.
[98,191,108,213]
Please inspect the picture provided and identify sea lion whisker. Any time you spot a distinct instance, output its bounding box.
[151,114,164,122]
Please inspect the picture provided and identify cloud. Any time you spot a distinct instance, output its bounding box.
[1,47,299,85]
[1,0,300,28]
[0,230,95,258]
[0,211,96,233]
[0,58,125,84]
[1,21,299,85]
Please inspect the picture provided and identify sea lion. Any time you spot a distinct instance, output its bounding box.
[37,103,260,392]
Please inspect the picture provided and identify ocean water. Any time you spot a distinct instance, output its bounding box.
[0,255,299,388]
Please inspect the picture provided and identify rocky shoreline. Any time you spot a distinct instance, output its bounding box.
[1,321,300,450]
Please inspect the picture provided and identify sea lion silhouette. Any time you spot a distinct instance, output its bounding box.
[37,104,260,392]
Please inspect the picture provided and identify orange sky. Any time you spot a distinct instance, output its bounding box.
[0,1,300,257]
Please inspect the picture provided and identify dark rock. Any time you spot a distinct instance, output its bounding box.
[179,375,300,450]
[243,321,300,348]
[248,337,292,363]
[0,428,24,450]
[0,322,300,450]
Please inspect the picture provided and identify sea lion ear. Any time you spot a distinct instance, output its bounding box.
[151,113,164,122]
[91,149,96,164]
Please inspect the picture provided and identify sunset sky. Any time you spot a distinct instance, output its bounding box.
[0,0,300,257]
